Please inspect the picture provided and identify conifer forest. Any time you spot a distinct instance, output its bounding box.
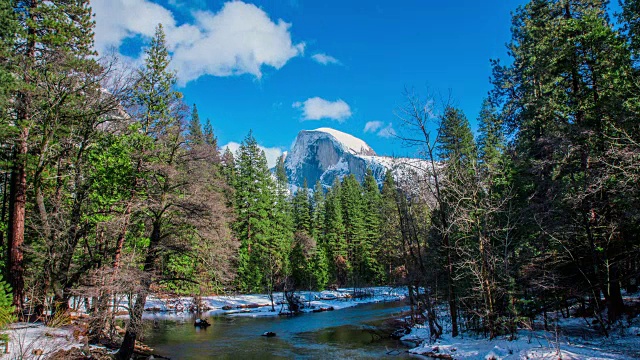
[0,0,639,359]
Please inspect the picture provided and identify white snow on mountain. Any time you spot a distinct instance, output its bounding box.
[284,127,424,189]
[312,128,376,156]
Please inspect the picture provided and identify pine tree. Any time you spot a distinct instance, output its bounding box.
[323,178,348,285]
[292,180,312,233]
[221,148,236,187]
[340,174,367,286]
[273,154,293,289]
[0,0,16,111]
[379,170,402,283]
[620,0,640,60]
[362,169,383,283]
[476,99,504,174]
[309,246,330,290]
[492,0,637,325]
[188,104,204,145]
[204,118,218,147]
[6,0,101,312]
[118,24,179,359]
[233,132,275,293]
[311,180,326,242]
[0,0,17,262]
[118,24,230,360]
[433,105,476,337]
[437,106,476,167]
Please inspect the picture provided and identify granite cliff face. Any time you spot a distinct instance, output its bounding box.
[284,128,399,188]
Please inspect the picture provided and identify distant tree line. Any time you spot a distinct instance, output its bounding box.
[225,134,405,297]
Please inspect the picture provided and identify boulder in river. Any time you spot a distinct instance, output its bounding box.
[262,331,276,337]
[194,318,211,327]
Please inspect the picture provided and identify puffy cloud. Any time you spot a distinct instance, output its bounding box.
[293,97,352,122]
[311,53,340,65]
[221,142,283,168]
[93,0,304,84]
[363,121,383,133]
[377,123,396,138]
[93,0,176,53]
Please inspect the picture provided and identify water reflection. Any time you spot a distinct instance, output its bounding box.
[143,301,419,359]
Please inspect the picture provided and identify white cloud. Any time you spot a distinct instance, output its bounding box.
[221,142,283,168]
[363,121,396,138]
[261,147,284,168]
[364,121,383,133]
[93,0,176,53]
[377,123,396,138]
[293,97,352,122]
[221,141,241,155]
[93,0,304,84]
[311,53,340,65]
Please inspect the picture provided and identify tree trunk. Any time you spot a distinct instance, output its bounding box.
[606,263,625,323]
[7,127,28,313]
[444,232,459,337]
[117,221,161,359]
[116,289,147,360]
[113,202,132,268]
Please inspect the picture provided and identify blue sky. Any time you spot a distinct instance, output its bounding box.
[93,0,534,165]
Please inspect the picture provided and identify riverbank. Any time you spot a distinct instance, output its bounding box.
[141,286,407,319]
[0,287,408,358]
[1,323,113,359]
[401,291,640,359]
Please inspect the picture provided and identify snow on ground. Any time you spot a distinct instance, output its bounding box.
[140,286,407,320]
[0,323,116,359]
[402,292,640,359]
[404,330,637,360]
[1,323,81,359]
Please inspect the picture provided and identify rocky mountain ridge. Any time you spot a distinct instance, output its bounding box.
[283,127,417,189]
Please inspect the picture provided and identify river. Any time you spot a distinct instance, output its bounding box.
[143,300,421,359]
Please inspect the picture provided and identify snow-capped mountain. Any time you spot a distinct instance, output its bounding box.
[284,127,418,189]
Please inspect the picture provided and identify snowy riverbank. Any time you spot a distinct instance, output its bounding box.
[0,287,407,359]
[401,292,640,359]
[0,323,114,359]
[141,286,408,319]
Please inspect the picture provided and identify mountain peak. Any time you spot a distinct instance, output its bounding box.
[309,128,376,156]
[284,128,387,188]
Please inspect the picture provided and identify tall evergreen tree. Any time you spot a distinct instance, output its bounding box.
[221,148,236,187]
[492,0,637,324]
[437,106,477,166]
[292,180,312,233]
[118,24,182,360]
[5,0,101,312]
[233,132,275,293]
[340,174,367,286]
[0,0,18,255]
[323,178,347,285]
[620,0,640,60]
[203,118,217,147]
[119,24,233,359]
[476,99,504,173]
[311,180,326,241]
[435,105,476,337]
[362,169,383,283]
[379,170,402,283]
[188,104,204,145]
[273,154,293,289]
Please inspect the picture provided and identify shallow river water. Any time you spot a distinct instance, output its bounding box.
[143,300,421,359]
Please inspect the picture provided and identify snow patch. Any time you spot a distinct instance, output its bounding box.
[311,128,376,156]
